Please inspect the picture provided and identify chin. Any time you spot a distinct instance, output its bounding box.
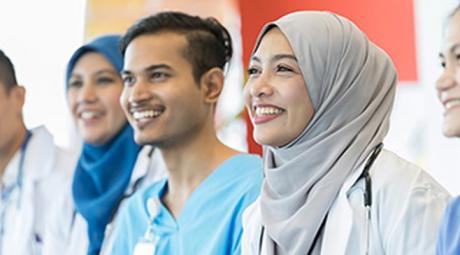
[134,132,163,147]
[443,128,460,138]
[253,133,281,147]
[442,122,460,138]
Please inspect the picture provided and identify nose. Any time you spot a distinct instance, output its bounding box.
[77,83,97,104]
[245,73,274,99]
[436,68,457,100]
[127,79,152,106]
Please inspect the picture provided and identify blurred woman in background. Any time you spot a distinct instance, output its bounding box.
[42,34,165,255]
[435,5,460,255]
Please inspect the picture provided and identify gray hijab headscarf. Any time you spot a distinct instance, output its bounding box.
[254,11,397,254]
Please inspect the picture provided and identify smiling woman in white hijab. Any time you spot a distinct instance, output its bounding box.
[242,11,451,255]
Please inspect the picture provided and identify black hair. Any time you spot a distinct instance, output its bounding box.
[0,49,18,91]
[120,11,233,84]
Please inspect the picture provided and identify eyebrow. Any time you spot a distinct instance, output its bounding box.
[250,54,297,63]
[71,68,116,78]
[94,69,118,76]
[121,64,172,76]
[439,43,460,58]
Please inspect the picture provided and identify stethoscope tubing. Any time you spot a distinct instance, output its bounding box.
[0,130,32,253]
[257,143,383,255]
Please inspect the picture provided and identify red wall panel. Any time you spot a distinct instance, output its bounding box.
[240,0,417,154]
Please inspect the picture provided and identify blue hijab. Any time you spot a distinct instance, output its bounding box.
[67,35,141,255]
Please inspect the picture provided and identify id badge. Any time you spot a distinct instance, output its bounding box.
[133,239,156,255]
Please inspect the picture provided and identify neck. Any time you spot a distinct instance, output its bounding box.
[0,124,27,179]
[160,119,239,218]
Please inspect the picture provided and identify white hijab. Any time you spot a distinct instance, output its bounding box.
[255,11,397,254]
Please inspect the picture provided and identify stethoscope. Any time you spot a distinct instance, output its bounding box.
[257,143,383,255]
[0,130,32,253]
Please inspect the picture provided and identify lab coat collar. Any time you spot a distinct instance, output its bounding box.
[2,152,20,188]
[320,153,371,254]
[124,145,154,195]
[2,126,55,185]
[22,126,56,182]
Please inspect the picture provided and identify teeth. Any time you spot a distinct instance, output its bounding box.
[255,107,284,116]
[446,100,460,110]
[440,92,449,102]
[133,110,163,120]
[80,111,99,120]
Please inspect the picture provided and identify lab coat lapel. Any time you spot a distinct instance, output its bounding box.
[320,168,363,255]
[23,127,55,182]
[4,179,35,255]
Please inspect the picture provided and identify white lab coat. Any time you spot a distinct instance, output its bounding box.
[42,145,166,255]
[242,149,451,255]
[0,126,76,255]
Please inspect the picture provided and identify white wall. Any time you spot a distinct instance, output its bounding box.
[0,0,86,154]
[385,0,460,194]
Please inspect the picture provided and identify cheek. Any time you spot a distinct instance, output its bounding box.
[107,97,125,121]
[104,86,123,108]
[242,84,252,110]
[120,88,129,112]
[66,90,79,117]
[455,69,460,84]
[285,83,313,129]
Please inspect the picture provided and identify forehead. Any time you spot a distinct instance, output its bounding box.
[442,12,460,53]
[254,28,295,59]
[72,52,114,72]
[124,32,189,70]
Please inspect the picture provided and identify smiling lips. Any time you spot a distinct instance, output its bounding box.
[445,99,460,110]
[129,106,165,128]
[252,105,285,124]
[441,91,460,115]
[78,110,104,125]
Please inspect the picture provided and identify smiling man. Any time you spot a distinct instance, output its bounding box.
[110,12,263,255]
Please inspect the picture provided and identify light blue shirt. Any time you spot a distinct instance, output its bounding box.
[111,154,263,255]
[437,196,460,255]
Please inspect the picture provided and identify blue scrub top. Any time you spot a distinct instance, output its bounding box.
[111,154,263,255]
[437,196,460,254]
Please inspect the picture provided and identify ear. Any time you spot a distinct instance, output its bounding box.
[11,85,26,110]
[199,67,225,104]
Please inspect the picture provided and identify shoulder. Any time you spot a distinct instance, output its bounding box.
[371,149,449,200]
[437,196,460,254]
[222,153,263,199]
[445,196,460,217]
[440,196,460,231]
[367,149,450,252]
[225,153,263,182]
[31,126,78,179]
[226,153,263,173]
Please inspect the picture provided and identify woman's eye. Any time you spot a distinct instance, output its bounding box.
[247,67,260,76]
[122,76,135,87]
[68,80,82,88]
[97,77,115,85]
[276,65,293,72]
[441,61,446,69]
